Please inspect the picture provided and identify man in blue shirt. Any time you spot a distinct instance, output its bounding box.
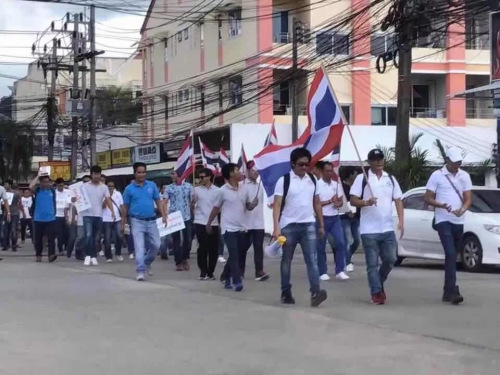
[122,162,167,281]
[29,174,57,263]
[164,171,194,271]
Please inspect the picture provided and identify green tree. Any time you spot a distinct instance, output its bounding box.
[0,119,33,182]
[377,133,430,190]
[95,86,142,128]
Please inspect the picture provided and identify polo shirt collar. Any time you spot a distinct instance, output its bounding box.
[441,166,463,176]
[224,182,239,191]
[290,170,308,179]
[368,169,388,178]
[132,180,147,187]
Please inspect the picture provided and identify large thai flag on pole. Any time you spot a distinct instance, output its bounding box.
[263,119,278,147]
[199,138,219,173]
[254,67,345,198]
[236,144,248,176]
[174,130,194,181]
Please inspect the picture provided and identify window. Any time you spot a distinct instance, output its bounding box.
[341,105,351,124]
[164,96,169,119]
[370,34,394,56]
[184,89,189,101]
[229,76,242,106]
[371,106,397,126]
[316,31,350,55]
[218,82,224,108]
[218,16,222,40]
[403,193,426,210]
[200,86,205,112]
[228,9,242,37]
[200,22,204,48]
[178,91,183,103]
[177,32,182,43]
[273,11,289,43]
[183,28,189,40]
[164,38,168,60]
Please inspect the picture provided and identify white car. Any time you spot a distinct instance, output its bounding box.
[395,186,500,272]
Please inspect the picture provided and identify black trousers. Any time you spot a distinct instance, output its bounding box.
[34,220,56,257]
[242,229,265,276]
[195,224,219,278]
[20,218,33,242]
[55,216,68,253]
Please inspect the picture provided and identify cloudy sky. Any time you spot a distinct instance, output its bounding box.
[0,0,144,97]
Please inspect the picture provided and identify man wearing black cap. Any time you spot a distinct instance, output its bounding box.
[350,149,404,305]
[424,147,471,305]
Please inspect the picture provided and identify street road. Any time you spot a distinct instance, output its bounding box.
[0,244,499,375]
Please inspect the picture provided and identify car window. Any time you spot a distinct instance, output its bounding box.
[403,193,426,210]
[470,190,500,213]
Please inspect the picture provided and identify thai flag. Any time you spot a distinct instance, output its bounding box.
[199,138,219,173]
[236,144,248,176]
[263,119,278,147]
[254,67,345,198]
[219,147,230,168]
[326,146,341,181]
[174,130,194,181]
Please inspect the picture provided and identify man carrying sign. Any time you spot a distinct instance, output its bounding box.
[122,162,167,281]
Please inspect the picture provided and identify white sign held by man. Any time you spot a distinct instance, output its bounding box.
[69,181,92,213]
[157,210,185,237]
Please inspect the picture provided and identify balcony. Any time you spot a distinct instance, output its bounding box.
[274,32,291,44]
[410,107,446,118]
[466,107,494,119]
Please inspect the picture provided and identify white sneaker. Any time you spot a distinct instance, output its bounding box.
[335,272,350,280]
[129,254,134,260]
[218,256,227,264]
[98,251,104,257]
[117,255,124,262]
[136,273,145,281]
[83,256,91,266]
[106,259,113,263]
[90,257,99,266]
[345,263,354,272]
[320,274,330,281]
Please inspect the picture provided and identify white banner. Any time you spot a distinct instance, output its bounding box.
[157,210,185,237]
[69,182,91,213]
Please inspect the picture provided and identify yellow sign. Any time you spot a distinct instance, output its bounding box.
[39,161,71,181]
[97,151,111,169]
[112,148,132,166]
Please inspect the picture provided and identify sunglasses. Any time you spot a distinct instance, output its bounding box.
[199,175,207,179]
[296,162,310,167]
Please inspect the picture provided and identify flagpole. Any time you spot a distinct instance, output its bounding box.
[191,128,196,185]
[321,66,375,198]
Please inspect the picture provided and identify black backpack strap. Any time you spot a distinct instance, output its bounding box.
[279,173,291,219]
[306,172,317,190]
[355,176,367,219]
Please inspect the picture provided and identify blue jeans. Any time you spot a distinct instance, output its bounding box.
[160,235,172,256]
[281,222,320,294]
[317,216,346,275]
[220,231,245,285]
[436,221,463,293]
[342,216,360,265]
[172,221,192,265]
[218,229,225,256]
[130,217,161,274]
[361,231,397,295]
[83,216,103,258]
[103,221,123,259]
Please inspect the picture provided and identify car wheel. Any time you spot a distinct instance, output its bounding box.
[461,235,483,272]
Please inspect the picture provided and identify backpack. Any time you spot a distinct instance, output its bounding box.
[30,187,57,218]
[279,172,317,219]
[354,174,395,219]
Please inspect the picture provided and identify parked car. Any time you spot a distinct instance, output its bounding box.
[395,186,500,272]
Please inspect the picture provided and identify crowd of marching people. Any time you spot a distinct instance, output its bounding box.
[3,145,470,307]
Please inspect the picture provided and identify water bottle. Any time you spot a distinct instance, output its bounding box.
[265,236,286,258]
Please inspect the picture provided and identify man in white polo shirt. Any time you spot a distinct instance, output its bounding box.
[424,147,471,305]
[273,147,327,307]
[206,163,257,292]
[193,168,220,280]
[316,161,349,281]
[350,149,404,305]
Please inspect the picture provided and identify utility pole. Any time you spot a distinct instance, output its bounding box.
[70,13,80,180]
[291,18,299,142]
[89,4,97,166]
[47,38,58,161]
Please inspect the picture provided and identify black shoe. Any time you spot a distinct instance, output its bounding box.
[48,254,58,263]
[160,254,169,260]
[281,290,296,304]
[311,290,327,307]
[443,286,464,305]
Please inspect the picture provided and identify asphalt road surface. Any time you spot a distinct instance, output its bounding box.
[0,243,499,375]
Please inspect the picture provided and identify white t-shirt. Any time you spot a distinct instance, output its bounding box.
[317,178,343,217]
[21,197,33,219]
[102,190,123,223]
[244,179,264,230]
[351,170,403,235]
[213,183,250,233]
[426,167,472,225]
[274,171,319,229]
[194,185,219,226]
[81,182,110,217]
[55,189,71,218]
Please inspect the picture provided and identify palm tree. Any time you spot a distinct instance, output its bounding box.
[377,132,430,190]
[0,119,33,182]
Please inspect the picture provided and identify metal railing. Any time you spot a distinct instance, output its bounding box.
[273,33,291,44]
[410,107,446,118]
[466,107,495,119]
[272,103,307,115]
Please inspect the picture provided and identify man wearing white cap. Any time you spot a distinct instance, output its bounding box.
[424,147,472,305]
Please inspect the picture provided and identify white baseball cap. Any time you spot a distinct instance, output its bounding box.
[445,147,463,163]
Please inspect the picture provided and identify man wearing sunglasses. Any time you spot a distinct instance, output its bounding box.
[273,147,327,307]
